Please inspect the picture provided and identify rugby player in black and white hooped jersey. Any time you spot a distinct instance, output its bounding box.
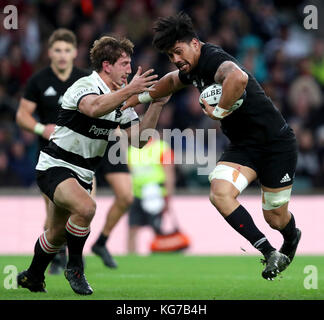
[16,29,135,275]
[17,35,170,295]
[16,29,90,274]
[123,12,301,281]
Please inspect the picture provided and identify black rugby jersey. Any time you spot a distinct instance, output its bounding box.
[178,43,296,152]
[23,66,90,150]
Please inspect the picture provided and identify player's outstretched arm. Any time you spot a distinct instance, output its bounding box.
[79,67,158,118]
[125,95,172,148]
[214,61,248,110]
[122,70,185,110]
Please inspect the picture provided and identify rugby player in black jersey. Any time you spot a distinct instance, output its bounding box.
[16,29,89,275]
[123,12,301,280]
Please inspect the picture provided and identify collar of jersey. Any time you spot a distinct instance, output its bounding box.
[91,71,111,94]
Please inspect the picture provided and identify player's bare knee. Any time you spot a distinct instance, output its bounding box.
[75,198,96,223]
[264,213,285,230]
[262,188,292,230]
[209,187,233,210]
[116,192,134,210]
[46,226,66,246]
[264,207,289,230]
[84,199,96,221]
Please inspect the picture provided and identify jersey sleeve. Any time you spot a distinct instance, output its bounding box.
[61,77,99,110]
[178,71,192,85]
[23,74,39,103]
[119,107,139,129]
[200,47,235,81]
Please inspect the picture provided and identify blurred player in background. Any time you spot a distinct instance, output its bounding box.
[91,137,133,268]
[123,12,301,280]
[17,35,169,295]
[16,28,89,274]
[127,137,176,253]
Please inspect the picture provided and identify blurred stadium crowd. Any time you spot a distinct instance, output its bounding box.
[0,0,323,191]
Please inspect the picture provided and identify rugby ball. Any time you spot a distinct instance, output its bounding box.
[199,83,245,111]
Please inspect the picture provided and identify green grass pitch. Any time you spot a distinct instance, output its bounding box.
[0,254,323,300]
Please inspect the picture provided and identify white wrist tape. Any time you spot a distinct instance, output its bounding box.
[34,122,45,136]
[212,105,232,119]
[138,92,153,104]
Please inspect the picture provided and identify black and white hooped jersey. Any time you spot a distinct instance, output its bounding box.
[36,71,139,184]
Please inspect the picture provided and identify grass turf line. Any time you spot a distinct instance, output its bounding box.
[0,255,323,300]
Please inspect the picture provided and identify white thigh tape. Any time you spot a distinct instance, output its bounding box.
[208,164,248,193]
[262,188,292,210]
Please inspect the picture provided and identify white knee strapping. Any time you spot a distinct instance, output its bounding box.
[262,188,292,210]
[208,164,249,193]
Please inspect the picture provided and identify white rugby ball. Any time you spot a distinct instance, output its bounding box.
[199,83,245,111]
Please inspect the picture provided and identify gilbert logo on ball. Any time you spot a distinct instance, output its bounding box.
[199,83,245,110]
[199,84,222,106]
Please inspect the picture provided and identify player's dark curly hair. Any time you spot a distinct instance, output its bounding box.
[90,36,134,72]
[152,12,198,52]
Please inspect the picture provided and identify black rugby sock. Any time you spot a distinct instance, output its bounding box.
[65,218,90,270]
[280,213,297,242]
[27,234,60,279]
[95,233,108,247]
[225,205,275,256]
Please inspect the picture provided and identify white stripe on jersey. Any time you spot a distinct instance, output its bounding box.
[51,126,108,159]
[36,151,94,184]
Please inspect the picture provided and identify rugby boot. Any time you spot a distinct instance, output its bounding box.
[17,270,47,292]
[279,228,301,264]
[64,268,93,295]
[91,244,118,268]
[261,250,290,280]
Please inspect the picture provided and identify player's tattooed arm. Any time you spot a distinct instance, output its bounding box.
[214,61,247,85]
[214,61,248,110]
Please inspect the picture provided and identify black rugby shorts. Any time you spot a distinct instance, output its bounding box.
[129,197,163,232]
[218,144,298,188]
[36,167,93,202]
[97,141,129,175]
[98,156,129,175]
